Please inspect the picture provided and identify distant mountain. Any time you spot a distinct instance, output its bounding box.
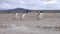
[9,8,28,11]
[0,8,60,13]
[0,8,30,11]
[0,8,30,13]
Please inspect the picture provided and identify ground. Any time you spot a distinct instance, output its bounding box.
[0,13,60,34]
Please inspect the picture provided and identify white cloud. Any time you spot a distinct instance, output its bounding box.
[42,0,56,4]
[0,3,17,10]
[0,0,60,10]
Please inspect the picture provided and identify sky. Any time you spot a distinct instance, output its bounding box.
[0,0,60,10]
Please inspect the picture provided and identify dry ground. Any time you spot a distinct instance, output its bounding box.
[0,13,60,34]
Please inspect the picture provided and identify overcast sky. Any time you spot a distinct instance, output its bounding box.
[0,0,60,10]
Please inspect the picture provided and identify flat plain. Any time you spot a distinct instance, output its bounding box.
[0,13,60,34]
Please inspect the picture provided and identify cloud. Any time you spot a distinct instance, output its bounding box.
[42,0,56,4]
[0,0,60,10]
[0,0,27,10]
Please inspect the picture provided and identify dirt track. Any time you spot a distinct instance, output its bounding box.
[0,13,60,34]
